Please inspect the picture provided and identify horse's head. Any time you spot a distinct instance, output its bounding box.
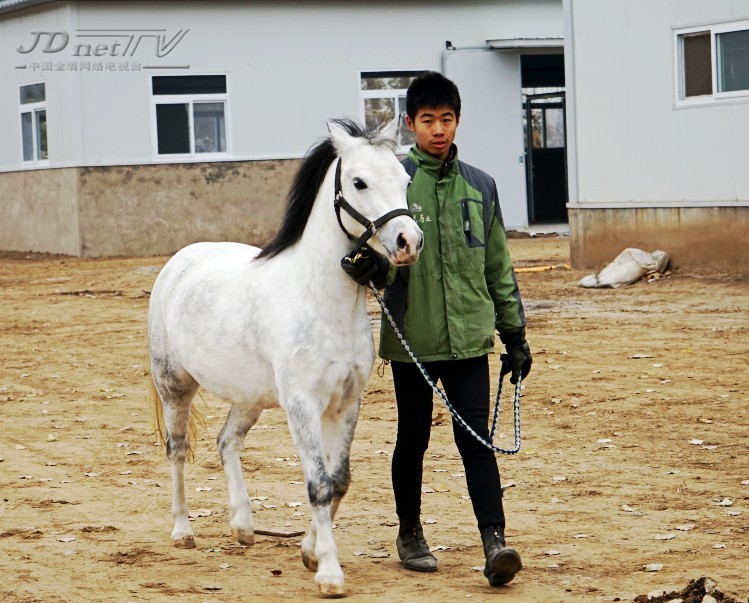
[328,119,423,266]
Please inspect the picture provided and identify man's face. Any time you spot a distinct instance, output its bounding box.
[405,105,459,162]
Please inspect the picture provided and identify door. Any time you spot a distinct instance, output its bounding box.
[524,92,568,224]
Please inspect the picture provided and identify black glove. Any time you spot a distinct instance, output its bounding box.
[499,327,532,384]
[340,246,390,289]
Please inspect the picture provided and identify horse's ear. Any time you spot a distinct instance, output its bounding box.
[379,115,400,144]
[327,120,357,154]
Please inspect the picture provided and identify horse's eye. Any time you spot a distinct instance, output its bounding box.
[353,178,367,191]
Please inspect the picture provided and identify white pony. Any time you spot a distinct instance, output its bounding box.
[148,118,423,596]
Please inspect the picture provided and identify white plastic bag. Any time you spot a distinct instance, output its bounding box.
[579,248,669,288]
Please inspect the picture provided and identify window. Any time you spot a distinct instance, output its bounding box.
[20,82,48,162]
[676,21,749,103]
[152,75,228,156]
[522,88,566,150]
[718,28,749,92]
[360,70,426,151]
[682,32,712,97]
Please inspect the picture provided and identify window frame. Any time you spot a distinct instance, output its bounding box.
[522,87,566,151]
[675,19,749,106]
[150,74,230,160]
[359,69,427,153]
[19,81,49,165]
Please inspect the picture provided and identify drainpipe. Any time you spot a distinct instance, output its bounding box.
[441,40,493,75]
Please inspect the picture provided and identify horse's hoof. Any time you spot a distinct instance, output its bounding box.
[172,535,196,549]
[319,583,346,598]
[302,550,318,571]
[232,527,255,546]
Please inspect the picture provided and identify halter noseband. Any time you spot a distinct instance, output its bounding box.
[333,157,412,251]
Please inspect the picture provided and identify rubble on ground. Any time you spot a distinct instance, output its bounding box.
[633,577,742,603]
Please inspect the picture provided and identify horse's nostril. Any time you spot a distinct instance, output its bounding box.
[417,233,424,251]
[397,233,407,250]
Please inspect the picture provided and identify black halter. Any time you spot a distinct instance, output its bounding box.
[333,158,412,251]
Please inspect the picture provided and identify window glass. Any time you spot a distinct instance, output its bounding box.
[193,102,226,153]
[398,96,416,147]
[522,88,565,151]
[530,108,544,148]
[544,108,565,148]
[156,104,190,154]
[683,32,712,97]
[21,112,33,161]
[361,70,424,150]
[153,75,226,95]
[363,97,395,129]
[361,71,423,91]
[36,110,48,160]
[20,83,45,104]
[717,29,749,92]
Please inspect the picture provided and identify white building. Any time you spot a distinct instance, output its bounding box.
[2,0,747,274]
[564,0,749,274]
[0,0,564,257]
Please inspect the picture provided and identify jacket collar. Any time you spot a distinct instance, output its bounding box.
[408,144,459,180]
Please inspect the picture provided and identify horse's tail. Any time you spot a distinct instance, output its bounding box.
[148,372,168,447]
[146,355,204,463]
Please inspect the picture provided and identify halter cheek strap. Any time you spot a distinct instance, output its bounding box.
[333,158,412,250]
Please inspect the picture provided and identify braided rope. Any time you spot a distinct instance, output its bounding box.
[370,284,522,455]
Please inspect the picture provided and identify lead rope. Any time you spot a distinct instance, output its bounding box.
[369,284,522,455]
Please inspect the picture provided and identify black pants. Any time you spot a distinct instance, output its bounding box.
[391,355,506,530]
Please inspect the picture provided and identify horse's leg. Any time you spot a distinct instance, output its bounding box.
[323,398,360,523]
[299,397,360,577]
[152,363,200,549]
[217,403,262,545]
[298,401,356,572]
[285,394,345,596]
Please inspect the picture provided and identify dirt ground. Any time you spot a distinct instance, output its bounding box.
[1,236,747,603]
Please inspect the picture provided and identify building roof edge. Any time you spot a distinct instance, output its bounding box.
[0,0,59,16]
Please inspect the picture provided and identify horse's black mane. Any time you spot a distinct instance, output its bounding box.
[257,119,391,260]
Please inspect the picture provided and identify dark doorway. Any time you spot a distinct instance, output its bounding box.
[521,54,567,225]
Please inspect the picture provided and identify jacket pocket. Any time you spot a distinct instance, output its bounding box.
[460,198,486,248]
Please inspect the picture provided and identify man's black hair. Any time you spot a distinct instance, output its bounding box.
[406,71,461,120]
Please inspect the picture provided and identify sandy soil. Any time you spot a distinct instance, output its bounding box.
[1,236,747,603]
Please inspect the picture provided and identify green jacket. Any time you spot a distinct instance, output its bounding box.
[378,145,526,362]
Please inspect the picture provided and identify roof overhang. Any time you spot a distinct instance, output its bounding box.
[0,0,58,15]
[487,37,564,52]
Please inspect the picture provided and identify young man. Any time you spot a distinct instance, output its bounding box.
[348,71,531,587]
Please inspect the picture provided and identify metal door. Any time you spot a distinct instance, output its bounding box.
[524,92,568,224]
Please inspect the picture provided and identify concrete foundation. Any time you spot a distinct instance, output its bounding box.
[0,159,300,257]
[569,206,749,276]
[0,168,81,256]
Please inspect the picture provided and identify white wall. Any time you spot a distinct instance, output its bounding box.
[445,49,528,229]
[3,1,562,163]
[0,2,74,169]
[2,0,564,229]
[565,0,749,207]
